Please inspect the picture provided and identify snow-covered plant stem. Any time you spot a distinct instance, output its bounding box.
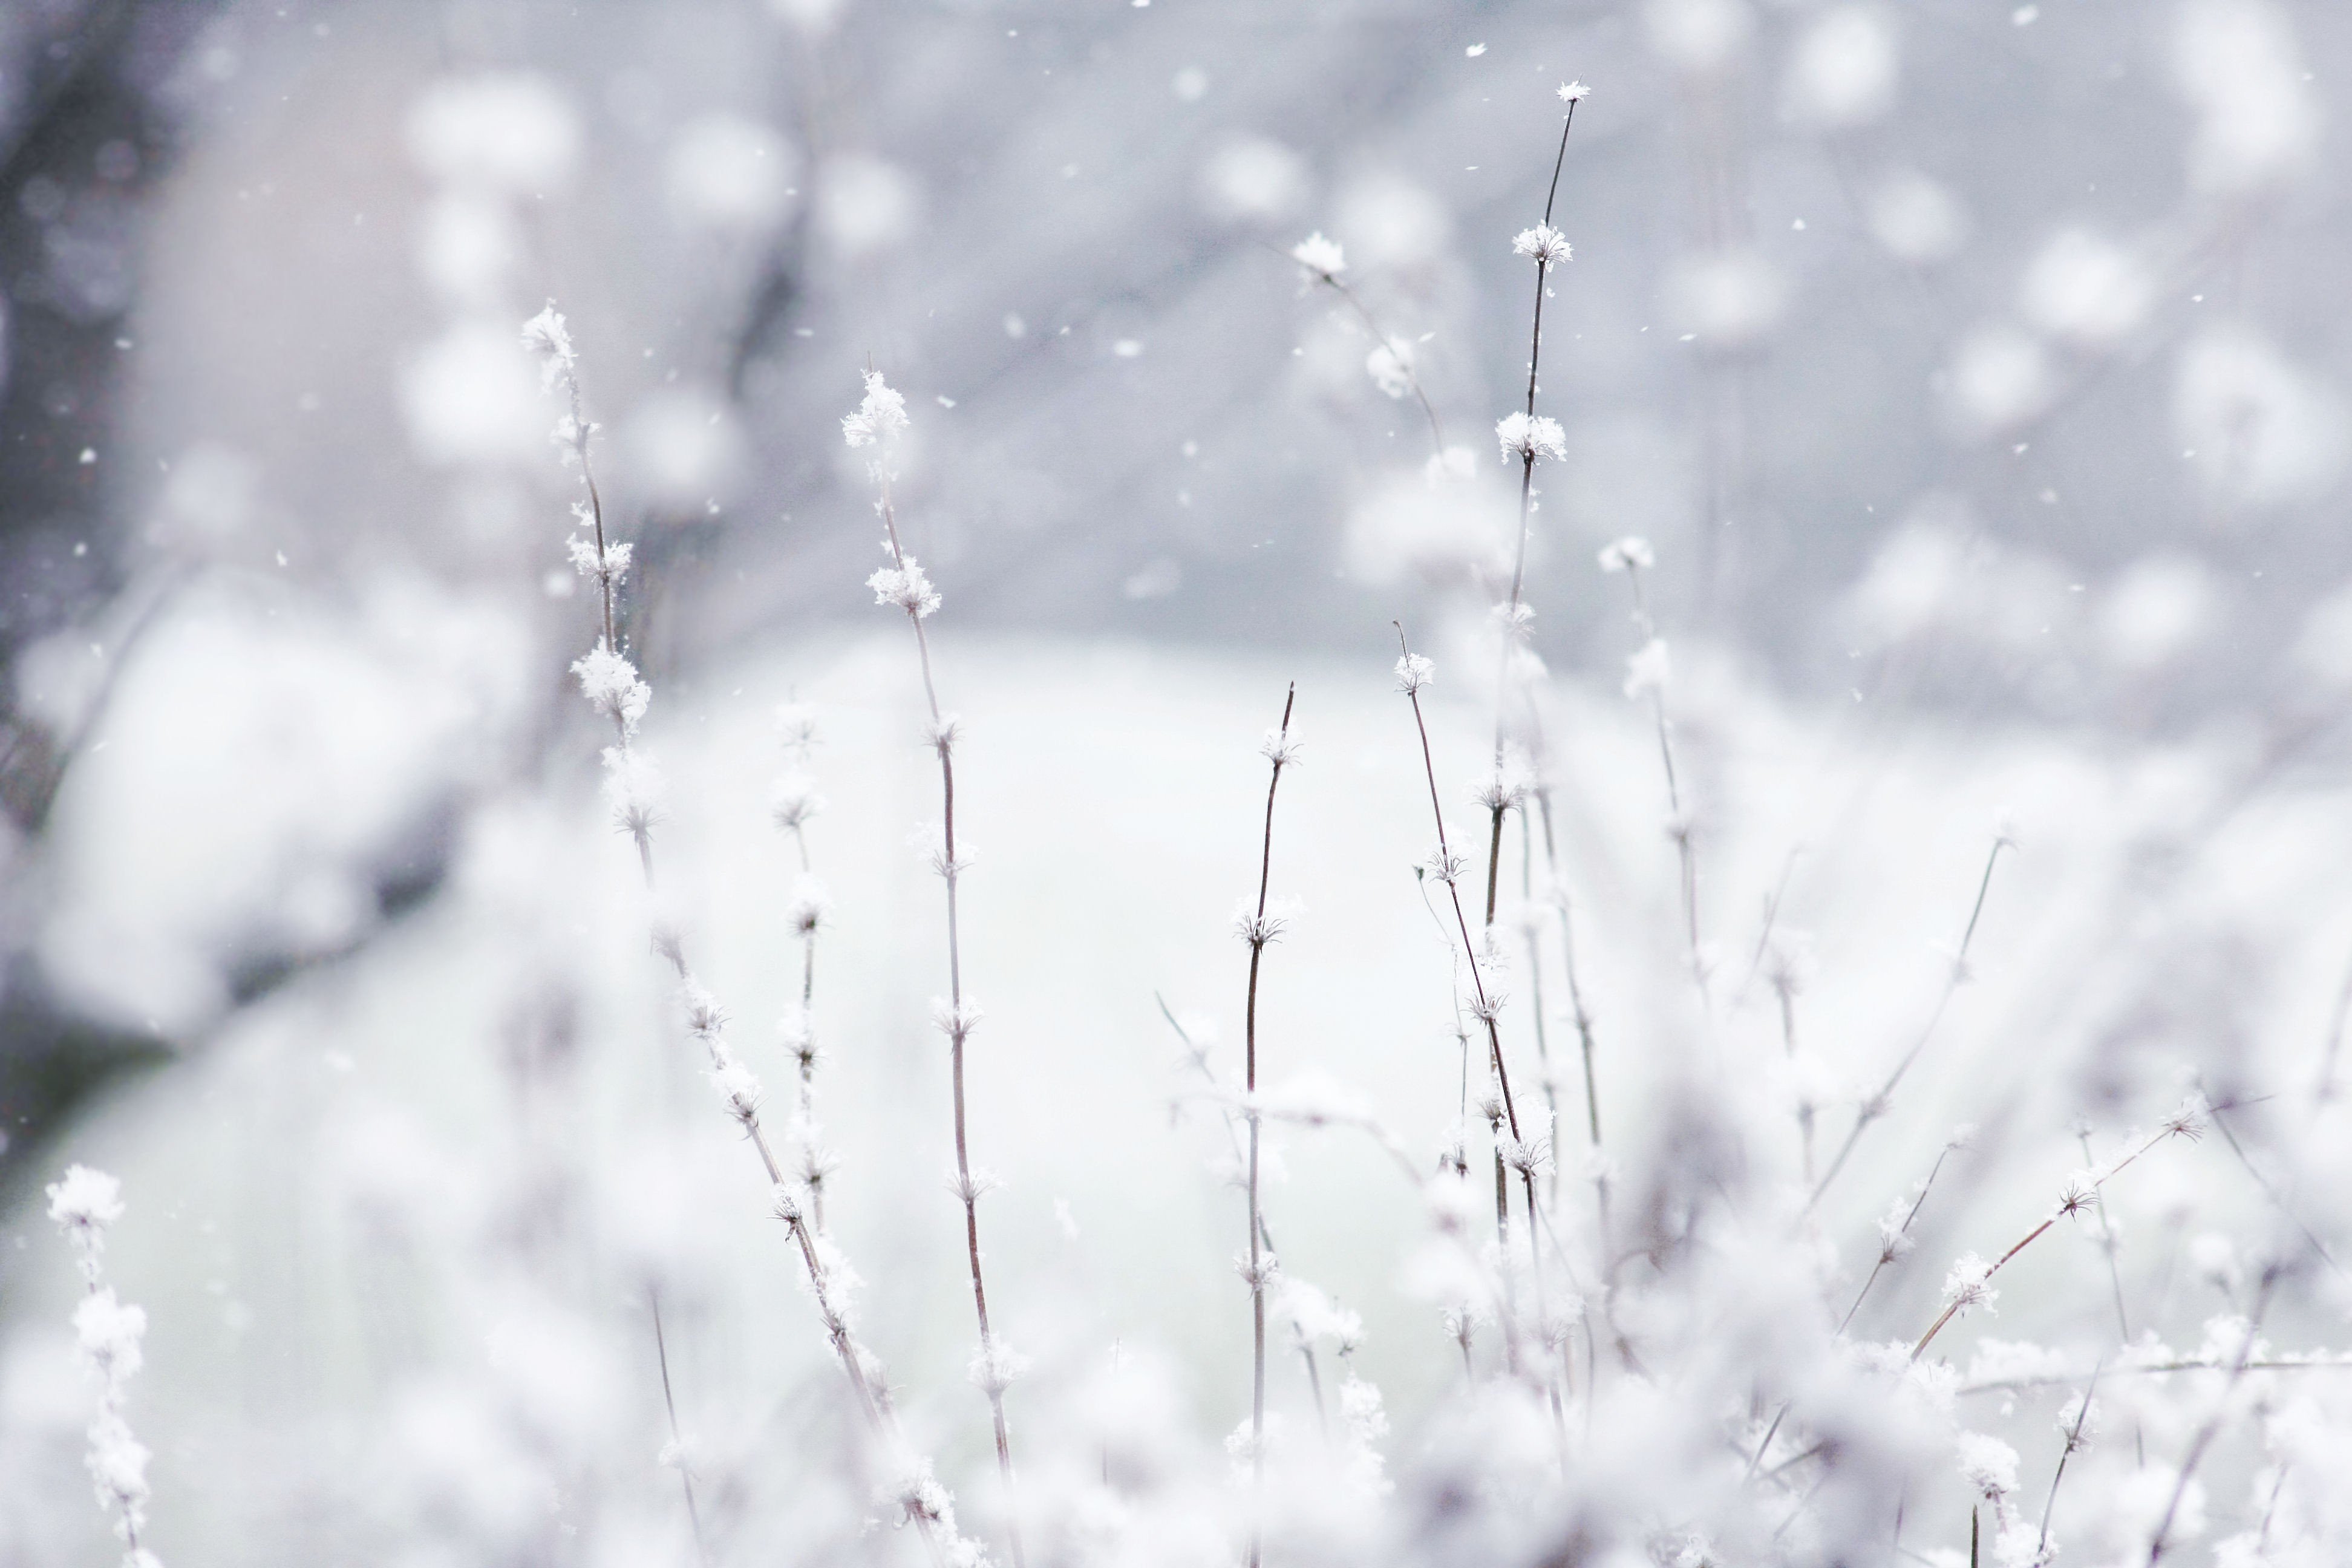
[1517,754,1612,1255]
[845,370,1027,1568]
[2036,1356,2104,1560]
[1157,998,1336,1434]
[649,1288,711,1568]
[1602,544,1702,982]
[1485,94,1583,940]
[47,1165,158,1568]
[532,313,968,1568]
[1393,632,1547,1359]
[2146,1266,2278,1564]
[1287,237,1447,458]
[1240,684,1298,1568]
[1912,1103,2206,1361]
[771,711,837,1230]
[1808,834,2011,1214]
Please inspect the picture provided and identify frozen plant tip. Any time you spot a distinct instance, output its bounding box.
[48,1165,160,1568]
[845,367,1028,1567]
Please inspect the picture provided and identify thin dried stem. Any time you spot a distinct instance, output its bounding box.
[873,469,1027,1567]
[650,1289,712,1568]
[1913,1114,2195,1361]
[2146,1270,2277,1564]
[2037,1356,2104,1562]
[1244,684,1297,1568]
[1808,835,2010,1216]
[1396,626,1546,1361]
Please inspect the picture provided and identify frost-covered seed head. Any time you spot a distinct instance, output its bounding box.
[968,1340,1031,1396]
[713,1061,765,1125]
[680,983,729,1040]
[868,559,941,619]
[521,300,577,391]
[1394,652,1435,695]
[1495,411,1568,464]
[1558,79,1591,102]
[774,701,820,756]
[841,370,909,450]
[48,1165,124,1247]
[1623,637,1672,700]
[1473,770,1526,815]
[565,534,632,587]
[1232,898,1298,947]
[1261,726,1304,768]
[771,775,826,833]
[1512,223,1573,266]
[1598,535,1656,573]
[1940,1252,1998,1320]
[932,998,984,1043]
[73,1289,146,1384]
[572,645,652,734]
[1291,231,1346,281]
[786,875,832,937]
[948,1168,1001,1205]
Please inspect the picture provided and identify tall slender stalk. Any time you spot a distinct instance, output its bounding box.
[1485,96,1583,946]
[533,316,962,1567]
[1607,550,1702,982]
[1394,629,1548,1368]
[2037,1357,2105,1563]
[650,1287,711,1568]
[1807,835,2011,1215]
[2146,1269,2278,1564]
[1241,684,1298,1568]
[853,377,1028,1567]
[1157,998,1331,1426]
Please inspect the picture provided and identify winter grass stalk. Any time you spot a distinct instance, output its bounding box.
[1238,684,1298,1568]
[845,370,1029,1567]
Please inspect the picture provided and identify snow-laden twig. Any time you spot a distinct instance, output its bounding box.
[47,1165,160,1568]
[846,367,1028,1568]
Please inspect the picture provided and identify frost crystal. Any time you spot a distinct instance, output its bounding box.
[1495,411,1567,464]
[1512,223,1573,265]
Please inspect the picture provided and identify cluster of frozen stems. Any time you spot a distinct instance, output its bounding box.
[47,77,2352,1568]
